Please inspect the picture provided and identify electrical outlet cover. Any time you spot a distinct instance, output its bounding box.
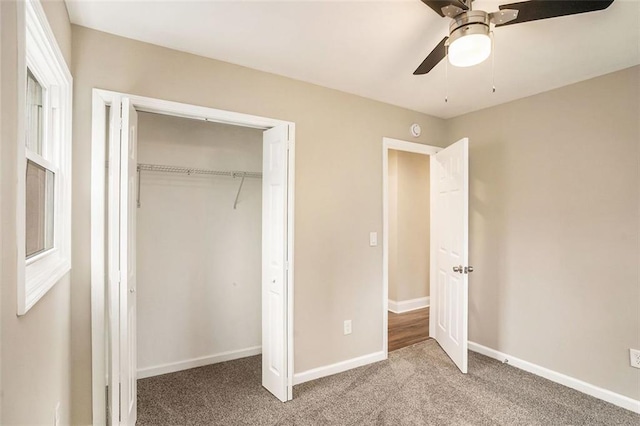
[344,320,352,335]
[630,349,640,369]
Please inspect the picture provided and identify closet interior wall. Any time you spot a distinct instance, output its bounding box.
[136,112,263,377]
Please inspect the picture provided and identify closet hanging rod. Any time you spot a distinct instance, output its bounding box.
[137,163,262,179]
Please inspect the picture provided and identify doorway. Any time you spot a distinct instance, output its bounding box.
[382,137,470,372]
[386,148,431,352]
[90,90,296,425]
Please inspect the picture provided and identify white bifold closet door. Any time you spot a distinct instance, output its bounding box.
[262,125,290,402]
[109,105,291,425]
[432,137,469,373]
[108,97,138,425]
[120,98,138,424]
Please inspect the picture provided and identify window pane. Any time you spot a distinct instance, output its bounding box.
[26,160,54,258]
[26,69,44,155]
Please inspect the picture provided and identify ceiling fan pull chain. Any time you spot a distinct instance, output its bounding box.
[491,31,496,94]
[445,45,449,103]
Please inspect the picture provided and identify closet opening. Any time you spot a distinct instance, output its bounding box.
[135,112,264,379]
[91,90,295,425]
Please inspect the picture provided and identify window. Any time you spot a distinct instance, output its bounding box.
[18,0,72,315]
[25,70,55,259]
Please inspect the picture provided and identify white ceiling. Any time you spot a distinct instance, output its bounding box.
[65,0,640,119]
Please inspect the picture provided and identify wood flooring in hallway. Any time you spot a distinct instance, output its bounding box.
[388,307,430,352]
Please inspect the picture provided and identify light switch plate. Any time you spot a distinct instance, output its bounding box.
[369,232,377,247]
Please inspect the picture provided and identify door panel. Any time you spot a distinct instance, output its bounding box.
[107,99,122,425]
[433,137,469,373]
[262,125,289,401]
[120,98,138,424]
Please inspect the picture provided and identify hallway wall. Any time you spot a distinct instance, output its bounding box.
[388,149,430,304]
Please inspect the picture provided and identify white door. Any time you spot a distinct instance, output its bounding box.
[120,98,138,424]
[432,137,469,373]
[262,125,290,401]
[107,99,122,425]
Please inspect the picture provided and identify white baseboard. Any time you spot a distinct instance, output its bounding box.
[468,341,640,414]
[388,297,430,314]
[137,346,262,379]
[293,351,386,385]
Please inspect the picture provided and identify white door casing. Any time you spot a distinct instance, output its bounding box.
[262,125,289,402]
[432,137,469,373]
[120,98,138,424]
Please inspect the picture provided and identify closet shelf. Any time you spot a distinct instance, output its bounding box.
[137,163,262,179]
[136,163,262,209]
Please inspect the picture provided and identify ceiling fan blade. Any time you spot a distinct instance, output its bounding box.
[420,0,468,18]
[414,36,448,75]
[496,0,614,26]
[489,9,519,25]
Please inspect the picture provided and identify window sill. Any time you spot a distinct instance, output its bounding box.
[20,252,70,315]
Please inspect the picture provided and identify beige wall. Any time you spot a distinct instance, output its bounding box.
[40,0,71,66]
[136,113,263,374]
[70,25,447,423]
[1,0,72,424]
[388,150,430,302]
[447,66,640,400]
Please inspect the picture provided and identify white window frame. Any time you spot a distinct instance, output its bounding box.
[17,0,72,315]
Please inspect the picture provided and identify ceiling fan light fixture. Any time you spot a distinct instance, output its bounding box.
[446,10,492,68]
[448,31,491,67]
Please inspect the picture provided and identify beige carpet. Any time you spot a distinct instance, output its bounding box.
[137,340,639,425]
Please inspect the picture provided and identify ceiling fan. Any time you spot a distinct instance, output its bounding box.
[414,0,615,75]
